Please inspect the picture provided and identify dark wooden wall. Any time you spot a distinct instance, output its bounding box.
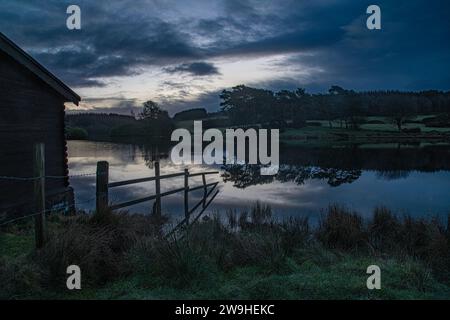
[0,50,69,211]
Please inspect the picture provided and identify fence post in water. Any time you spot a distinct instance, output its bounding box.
[184,168,189,224]
[33,143,46,249]
[96,161,109,213]
[154,161,161,218]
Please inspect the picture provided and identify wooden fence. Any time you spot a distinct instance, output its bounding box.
[1,145,219,249]
[96,161,220,225]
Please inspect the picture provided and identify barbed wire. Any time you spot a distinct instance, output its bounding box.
[0,172,97,181]
[0,212,43,227]
[0,168,172,181]
[0,176,39,181]
[108,167,152,173]
[0,168,193,227]
[48,172,97,178]
[0,194,99,227]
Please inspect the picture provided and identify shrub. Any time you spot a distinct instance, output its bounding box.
[402,128,421,134]
[173,108,208,121]
[187,215,233,269]
[228,230,286,271]
[316,205,366,251]
[367,207,401,252]
[238,210,249,229]
[0,256,43,299]
[34,210,164,288]
[35,218,126,287]
[250,201,272,225]
[226,209,239,230]
[422,114,450,128]
[365,119,385,124]
[422,221,450,282]
[400,216,433,257]
[109,124,141,138]
[131,236,219,288]
[306,121,323,127]
[280,217,310,253]
[66,126,88,140]
[403,120,422,124]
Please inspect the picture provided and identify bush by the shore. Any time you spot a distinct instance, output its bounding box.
[66,127,88,140]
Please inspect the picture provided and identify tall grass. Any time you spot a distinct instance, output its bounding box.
[1,203,450,298]
[317,205,365,251]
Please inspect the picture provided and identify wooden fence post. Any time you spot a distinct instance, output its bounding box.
[34,143,46,249]
[184,168,189,224]
[154,161,161,217]
[202,173,207,208]
[96,161,109,213]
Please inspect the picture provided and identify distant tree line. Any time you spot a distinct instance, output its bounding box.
[173,108,208,121]
[66,113,137,140]
[66,85,450,142]
[220,85,450,130]
[66,101,173,141]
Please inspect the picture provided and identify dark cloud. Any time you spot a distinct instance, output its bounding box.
[70,93,221,116]
[1,0,449,95]
[0,0,201,87]
[70,97,142,115]
[274,0,450,92]
[164,62,220,76]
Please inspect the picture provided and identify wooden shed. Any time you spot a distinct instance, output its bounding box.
[0,32,80,217]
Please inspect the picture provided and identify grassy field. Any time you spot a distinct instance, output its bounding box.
[1,204,450,300]
[306,115,450,133]
[174,114,450,147]
[56,254,450,300]
[280,115,450,146]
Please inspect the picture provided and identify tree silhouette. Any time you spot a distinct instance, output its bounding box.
[139,100,167,120]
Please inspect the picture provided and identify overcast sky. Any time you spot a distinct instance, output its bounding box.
[1,0,449,115]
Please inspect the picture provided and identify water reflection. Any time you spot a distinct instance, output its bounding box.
[67,140,450,220]
[68,140,220,219]
[221,164,361,188]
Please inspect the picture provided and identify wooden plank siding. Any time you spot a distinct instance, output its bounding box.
[0,50,70,212]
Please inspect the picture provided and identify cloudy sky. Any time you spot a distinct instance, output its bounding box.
[1,0,449,115]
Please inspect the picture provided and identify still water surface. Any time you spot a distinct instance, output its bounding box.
[67,140,450,221]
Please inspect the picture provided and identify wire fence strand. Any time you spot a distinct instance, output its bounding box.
[0,212,42,227]
[0,194,99,227]
[0,172,97,181]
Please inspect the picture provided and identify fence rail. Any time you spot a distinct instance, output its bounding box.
[96,161,220,225]
[1,147,220,248]
[107,172,185,188]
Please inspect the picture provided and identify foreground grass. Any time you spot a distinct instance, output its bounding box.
[3,233,447,300]
[58,255,450,300]
[1,205,450,300]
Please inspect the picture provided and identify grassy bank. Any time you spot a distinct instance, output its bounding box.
[280,115,450,146]
[175,115,450,147]
[1,204,450,299]
[281,126,450,146]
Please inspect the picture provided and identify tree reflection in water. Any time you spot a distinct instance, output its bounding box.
[133,142,450,189]
[220,143,450,188]
[221,163,361,188]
